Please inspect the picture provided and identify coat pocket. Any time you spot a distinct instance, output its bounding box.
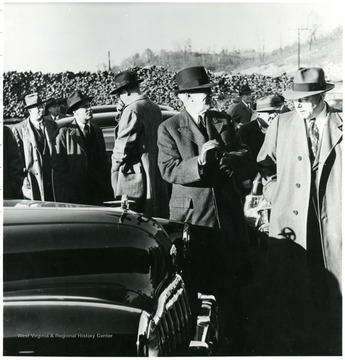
[169,196,193,221]
[112,166,145,199]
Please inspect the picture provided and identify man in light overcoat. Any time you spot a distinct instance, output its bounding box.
[12,93,57,200]
[110,70,169,218]
[257,67,342,355]
[158,66,252,354]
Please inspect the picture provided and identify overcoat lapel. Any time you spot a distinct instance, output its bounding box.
[70,120,87,154]
[25,119,39,151]
[289,111,310,158]
[318,111,342,167]
[178,109,226,146]
[178,109,206,146]
[44,120,56,153]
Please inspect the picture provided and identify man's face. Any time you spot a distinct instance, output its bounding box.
[73,101,93,123]
[180,89,213,115]
[28,105,44,122]
[293,94,321,120]
[243,93,254,104]
[48,104,60,117]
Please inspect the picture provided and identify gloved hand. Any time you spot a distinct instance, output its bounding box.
[198,140,221,165]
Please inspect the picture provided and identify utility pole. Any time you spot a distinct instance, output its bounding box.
[108,51,111,71]
[289,27,308,68]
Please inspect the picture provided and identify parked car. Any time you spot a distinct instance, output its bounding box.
[57,104,178,166]
[3,199,218,356]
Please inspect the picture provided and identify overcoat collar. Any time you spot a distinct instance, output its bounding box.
[123,94,148,110]
[177,109,225,146]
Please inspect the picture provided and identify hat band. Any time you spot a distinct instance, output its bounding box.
[293,82,326,91]
[178,78,211,90]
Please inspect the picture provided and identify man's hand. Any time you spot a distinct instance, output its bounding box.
[198,140,221,165]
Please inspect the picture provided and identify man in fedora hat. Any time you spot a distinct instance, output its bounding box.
[227,83,254,128]
[239,94,283,185]
[257,67,342,354]
[52,91,111,205]
[110,70,169,217]
[157,66,252,354]
[12,92,57,200]
[44,97,65,121]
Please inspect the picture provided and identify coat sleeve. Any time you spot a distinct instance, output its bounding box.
[157,121,202,185]
[257,117,278,202]
[111,109,142,172]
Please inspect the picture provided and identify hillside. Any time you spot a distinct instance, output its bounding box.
[119,27,342,81]
[235,27,342,81]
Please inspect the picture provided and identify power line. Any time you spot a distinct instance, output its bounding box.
[289,28,309,68]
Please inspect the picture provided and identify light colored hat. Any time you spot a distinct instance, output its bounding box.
[24,93,46,109]
[283,67,334,100]
[256,95,283,112]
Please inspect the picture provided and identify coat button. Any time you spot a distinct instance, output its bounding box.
[298,156,302,161]
[296,183,301,188]
[293,210,298,215]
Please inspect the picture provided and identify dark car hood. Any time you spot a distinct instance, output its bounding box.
[4,296,143,356]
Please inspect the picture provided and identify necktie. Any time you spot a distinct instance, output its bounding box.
[198,115,208,139]
[83,124,90,138]
[306,118,319,160]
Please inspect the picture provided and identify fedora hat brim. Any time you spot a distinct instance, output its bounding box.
[66,96,94,114]
[24,99,46,109]
[110,78,143,95]
[283,83,335,100]
[174,83,215,94]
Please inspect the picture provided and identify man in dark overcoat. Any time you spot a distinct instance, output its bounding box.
[257,67,342,355]
[238,94,283,185]
[3,126,24,199]
[227,84,254,128]
[52,91,111,205]
[157,66,252,354]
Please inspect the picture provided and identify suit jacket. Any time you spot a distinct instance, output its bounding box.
[111,95,169,217]
[158,109,252,282]
[52,119,111,205]
[227,101,253,125]
[12,117,57,200]
[257,104,342,295]
[3,126,24,199]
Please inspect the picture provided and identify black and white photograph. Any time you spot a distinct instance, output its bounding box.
[1,0,343,356]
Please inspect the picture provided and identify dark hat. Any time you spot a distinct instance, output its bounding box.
[239,84,252,96]
[283,67,335,100]
[45,97,59,109]
[256,95,283,112]
[110,71,143,95]
[66,91,93,114]
[24,93,46,109]
[174,66,215,94]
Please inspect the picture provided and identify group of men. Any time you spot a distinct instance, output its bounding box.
[3,65,342,355]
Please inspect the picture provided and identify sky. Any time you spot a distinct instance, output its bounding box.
[2,0,345,73]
